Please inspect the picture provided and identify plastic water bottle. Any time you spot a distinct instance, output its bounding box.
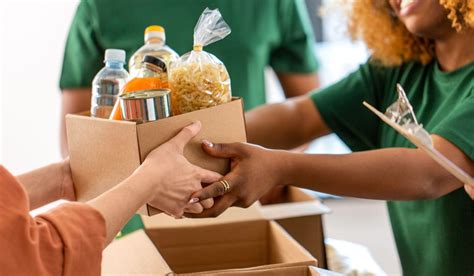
[91,49,129,118]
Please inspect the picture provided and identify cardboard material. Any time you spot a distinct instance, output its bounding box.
[102,220,317,275]
[260,187,330,268]
[66,99,247,215]
[141,202,263,228]
[102,230,168,275]
[142,187,330,268]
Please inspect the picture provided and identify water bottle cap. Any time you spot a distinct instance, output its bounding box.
[104,49,126,63]
[145,25,166,42]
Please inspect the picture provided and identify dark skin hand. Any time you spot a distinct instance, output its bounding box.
[186,134,472,218]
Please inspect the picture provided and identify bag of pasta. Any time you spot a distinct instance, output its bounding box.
[169,8,232,115]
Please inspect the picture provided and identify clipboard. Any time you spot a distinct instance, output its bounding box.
[362,84,473,186]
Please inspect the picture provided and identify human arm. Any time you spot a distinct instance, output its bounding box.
[187,134,472,217]
[60,88,92,157]
[0,123,219,274]
[87,121,220,245]
[277,73,320,98]
[245,95,331,149]
[16,159,75,210]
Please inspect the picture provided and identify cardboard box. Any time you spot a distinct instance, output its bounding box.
[141,202,263,229]
[141,187,330,268]
[260,187,330,268]
[102,220,317,275]
[66,99,246,215]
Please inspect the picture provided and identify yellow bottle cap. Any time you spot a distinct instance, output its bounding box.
[145,25,165,34]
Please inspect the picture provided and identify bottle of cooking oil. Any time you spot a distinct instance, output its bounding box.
[128,25,179,81]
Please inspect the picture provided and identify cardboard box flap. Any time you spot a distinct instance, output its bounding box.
[145,220,316,274]
[136,99,247,175]
[260,201,330,221]
[268,221,316,266]
[142,203,264,228]
[101,230,172,275]
[66,114,141,202]
[191,265,314,275]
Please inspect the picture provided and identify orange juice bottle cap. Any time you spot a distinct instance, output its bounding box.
[145,25,165,42]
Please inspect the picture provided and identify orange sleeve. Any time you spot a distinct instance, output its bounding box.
[0,166,106,275]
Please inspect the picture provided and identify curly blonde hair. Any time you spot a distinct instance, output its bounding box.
[346,0,474,66]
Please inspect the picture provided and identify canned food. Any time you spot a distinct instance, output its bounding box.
[120,89,172,123]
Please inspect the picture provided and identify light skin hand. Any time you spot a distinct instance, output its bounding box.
[88,122,220,245]
[134,121,221,217]
[465,185,474,200]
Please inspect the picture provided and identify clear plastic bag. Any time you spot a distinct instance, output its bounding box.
[169,8,232,115]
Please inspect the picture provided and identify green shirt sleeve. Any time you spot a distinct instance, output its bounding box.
[59,0,103,90]
[269,0,318,74]
[432,91,474,160]
[310,62,388,151]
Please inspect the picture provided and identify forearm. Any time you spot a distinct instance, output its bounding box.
[280,148,463,200]
[277,72,320,98]
[246,96,329,149]
[87,171,154,246]
[17,162,68,210]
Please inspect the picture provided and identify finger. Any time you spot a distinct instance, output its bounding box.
[465,185,474,200]
[185,195,235,218]
[184,203,204,214]
[200,198,214,209]
[197,167,222,183]
[201,141,243,159]
[169,121,202,152]
[191,179,231,202]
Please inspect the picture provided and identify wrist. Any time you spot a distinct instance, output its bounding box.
[59,159,75,201]
[131,163,164,203]
[269,149,293,187]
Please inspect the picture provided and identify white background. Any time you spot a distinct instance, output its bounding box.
[0,0,78,174]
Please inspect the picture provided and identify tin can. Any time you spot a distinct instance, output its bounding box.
[120,89,172,123]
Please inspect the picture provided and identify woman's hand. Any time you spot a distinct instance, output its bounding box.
[185,141,287,218]
[133,122,221,217]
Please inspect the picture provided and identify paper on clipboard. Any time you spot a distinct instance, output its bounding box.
[363,84,473,186]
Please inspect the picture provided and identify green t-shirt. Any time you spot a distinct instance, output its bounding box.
[311,60,474,275]
[59,0,318,111]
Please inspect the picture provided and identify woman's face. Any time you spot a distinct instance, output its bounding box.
[388,0,452,38]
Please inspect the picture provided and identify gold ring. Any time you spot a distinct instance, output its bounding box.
[219,179,231,193]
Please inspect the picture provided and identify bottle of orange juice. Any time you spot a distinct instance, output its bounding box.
[109,55,167,120]
[129,25,179,78]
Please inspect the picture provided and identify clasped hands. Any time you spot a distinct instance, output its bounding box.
[136,121,285,219]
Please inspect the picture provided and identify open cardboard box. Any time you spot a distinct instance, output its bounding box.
[141,186,330,268]
[259,187,330,268]
[102,220,317,275]
[66,98,246,216]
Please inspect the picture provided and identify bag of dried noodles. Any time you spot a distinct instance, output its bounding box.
[169,8,232,115]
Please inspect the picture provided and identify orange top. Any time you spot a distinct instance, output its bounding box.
[0,166,106,275]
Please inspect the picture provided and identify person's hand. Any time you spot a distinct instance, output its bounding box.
[60,158,76,201]
[185,141,286,218]
[465,184,474,200]
[132,122,221,218]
